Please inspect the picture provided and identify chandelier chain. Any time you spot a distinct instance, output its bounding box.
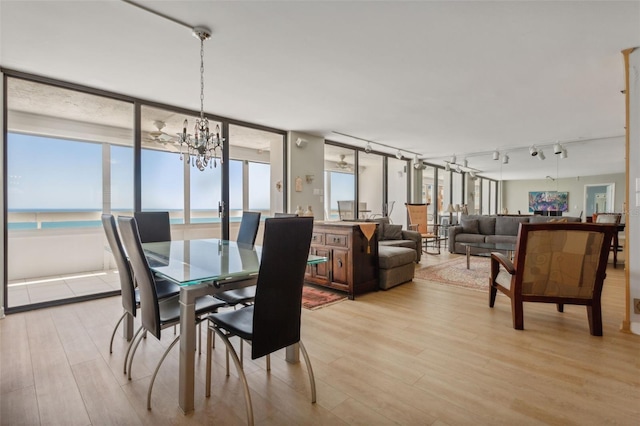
[200,36,205,120]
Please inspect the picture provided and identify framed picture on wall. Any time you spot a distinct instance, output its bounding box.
[528,191,569,212]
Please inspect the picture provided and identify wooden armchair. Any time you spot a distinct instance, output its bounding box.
[405,203,440,254]
[489,222,615,336]
[595,213,623,268]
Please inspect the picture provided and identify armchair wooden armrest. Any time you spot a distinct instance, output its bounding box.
[490,252,515,275]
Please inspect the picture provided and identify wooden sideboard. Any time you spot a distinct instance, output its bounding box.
[305,221,379,300]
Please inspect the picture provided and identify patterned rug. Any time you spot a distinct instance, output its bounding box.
[413,256,491,291]
[302,285,347,310]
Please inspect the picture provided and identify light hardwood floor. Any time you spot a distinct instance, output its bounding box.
[1,253,638,425]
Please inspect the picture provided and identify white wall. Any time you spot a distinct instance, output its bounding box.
[627,48,639,335]
[287,132,325,218]
[503,173,626,218]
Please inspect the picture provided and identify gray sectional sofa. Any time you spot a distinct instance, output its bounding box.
[448,214,581,255]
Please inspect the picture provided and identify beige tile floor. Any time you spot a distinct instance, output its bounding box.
[7,269,121,308]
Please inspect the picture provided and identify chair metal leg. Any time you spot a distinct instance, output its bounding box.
[213,328,254,426]
[266,354,270,371]
[123,325,143,374]
[206,326,213,397]
[127,329,147,380]
[109,312,127,354]
[299,340,317,403]
[147,335,180,410]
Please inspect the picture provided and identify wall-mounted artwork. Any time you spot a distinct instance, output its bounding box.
[528,191,569,212]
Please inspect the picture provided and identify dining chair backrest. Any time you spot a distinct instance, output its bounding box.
[118,216,162,339]
[274,212,298,217]
[337,200,354,220]
[251,217,314,359]
[134,211,171,243]
[237,211,261,247]
[102,214,137,317]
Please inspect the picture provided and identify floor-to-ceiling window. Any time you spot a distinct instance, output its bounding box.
[5,77,134,309]
[358,151,384,219]
[324,145,356,220]
[387,157,408,225]
[3,73,286,312]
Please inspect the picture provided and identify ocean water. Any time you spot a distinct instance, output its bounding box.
[7,211,249,230]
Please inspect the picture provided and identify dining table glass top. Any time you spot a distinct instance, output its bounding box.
[141,238,326,286]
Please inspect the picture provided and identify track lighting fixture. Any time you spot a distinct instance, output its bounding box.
[462,159,468,168]
[365,142,372,154]
[451,154,457,164]
[502,154,509,164]
[560,148,568,159]
[455,164,461,173]
[413,154,423,170]
[396,150,403,159]
[445,162,450,172]
[553,142,562,154]
[492,150,500,161]
[529,145,538,156]
[538,150,545,160]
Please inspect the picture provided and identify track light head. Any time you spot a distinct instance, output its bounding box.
[364,142,372,154]
[538,150,546,161]
[529,145,538,156]
[502,154,509,164]
[560,148,568,159]
[396,150,403,159]
[445,162,450,171]
[462,159,468,168]
[492,150,500,161]
[553,142,562,154]
[451,154,457,164]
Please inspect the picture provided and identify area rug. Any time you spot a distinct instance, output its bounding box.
[302,285,347,310]
[413,256,491,291]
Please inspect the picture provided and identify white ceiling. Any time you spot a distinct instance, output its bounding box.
[1,0,638,180]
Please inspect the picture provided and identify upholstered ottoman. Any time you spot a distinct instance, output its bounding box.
[378,246,417,290]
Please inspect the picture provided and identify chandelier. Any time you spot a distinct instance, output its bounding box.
[177,27,224,170]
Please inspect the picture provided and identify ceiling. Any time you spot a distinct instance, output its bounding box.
[1,1,638,180]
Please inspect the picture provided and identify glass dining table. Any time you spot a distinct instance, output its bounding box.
[140,238,326,414]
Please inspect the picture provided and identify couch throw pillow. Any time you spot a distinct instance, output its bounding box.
[383,224,403,241]
[460,218,479,234]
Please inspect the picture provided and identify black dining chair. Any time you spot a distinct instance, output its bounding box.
[236,211,261,246]
[205,217,316,425]
[214,211,262,307]
[117,216,227,410]
[133,211,171,243]
[101,214,180,365]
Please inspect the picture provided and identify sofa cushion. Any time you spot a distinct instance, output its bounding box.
[485,235,518,245]
[382,224,403,240]
[378,246,417,269]
[495,216,529,236]
[460,218,479,234]
[477,216,496,235]
[379,240,416,250]
[455,233,486,243]
[529,215,581,224]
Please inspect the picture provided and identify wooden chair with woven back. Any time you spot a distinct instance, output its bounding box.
[489,222,616,336]
[405,203,440,254]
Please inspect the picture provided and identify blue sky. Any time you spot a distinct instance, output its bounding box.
[8,133,271,211]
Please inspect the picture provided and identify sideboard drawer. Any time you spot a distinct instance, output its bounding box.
[325,233,348,247]
[311,232,324,245]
